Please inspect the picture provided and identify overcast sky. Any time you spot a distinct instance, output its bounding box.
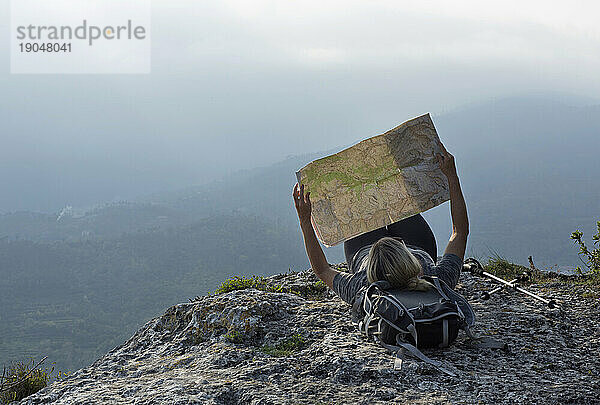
[1,0,599,211]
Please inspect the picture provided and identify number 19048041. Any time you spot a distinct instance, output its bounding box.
[19,43,71,52]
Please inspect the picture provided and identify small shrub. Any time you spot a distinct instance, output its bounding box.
[582,291,599,299]
[484,256,538,282]
[211,275,329,299]
[305,280,328,296]
[571,221,600,279]
[260,333,307,357]
[0,358,58,404]
[286,280,329,299]
[213,276,284,295]
[224,329,245,344]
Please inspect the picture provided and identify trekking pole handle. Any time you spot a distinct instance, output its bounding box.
[463,262,484,276]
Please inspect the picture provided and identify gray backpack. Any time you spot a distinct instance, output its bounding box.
[351,276,476,376]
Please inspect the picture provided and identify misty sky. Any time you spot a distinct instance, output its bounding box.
[1,0,599,212]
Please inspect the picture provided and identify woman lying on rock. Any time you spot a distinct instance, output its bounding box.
[292,145,468,305]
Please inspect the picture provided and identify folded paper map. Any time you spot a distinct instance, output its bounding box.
[296,113,449,247]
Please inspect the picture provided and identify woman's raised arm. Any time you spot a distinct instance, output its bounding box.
[436,145,469,260]
[293,183,339,289]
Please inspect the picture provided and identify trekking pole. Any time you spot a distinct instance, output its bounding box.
[512,284,557,309]
[463,258,558,309]
[480,275,521,300]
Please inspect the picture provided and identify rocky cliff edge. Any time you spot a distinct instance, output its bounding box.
[19,265,600,404]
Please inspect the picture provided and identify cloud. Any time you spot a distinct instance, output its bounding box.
[146,0,600,83]
[1,0,599,211]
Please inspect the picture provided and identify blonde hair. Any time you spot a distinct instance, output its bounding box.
[366,237,433,291]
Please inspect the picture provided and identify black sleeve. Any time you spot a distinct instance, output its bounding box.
[332,270,368,305]
[424,253,462,289]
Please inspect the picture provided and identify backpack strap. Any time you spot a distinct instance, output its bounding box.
[441,319,449,347]
[425,275,476,327]
[377,336,457,377]
[430,276,506,349]
[424,276,460,348]
[429,276,450,300]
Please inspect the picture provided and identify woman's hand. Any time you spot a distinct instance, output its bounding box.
[293,182,338,289]
[293,183,312,223]
[436,143,457,179]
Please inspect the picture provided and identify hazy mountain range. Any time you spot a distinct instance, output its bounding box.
[1,95,598,371]
[3,95,596,266]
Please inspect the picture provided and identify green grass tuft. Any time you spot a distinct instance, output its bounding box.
[484,256,538,282]
[582,291,600,299]
[309,280,328,295]
[211,275,329,299]
[213,275,284,295]
[224,330,245,344]
[260,333,307,357]
[0,358,64,404]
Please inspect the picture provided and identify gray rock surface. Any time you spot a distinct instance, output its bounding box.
[18,267,600,404]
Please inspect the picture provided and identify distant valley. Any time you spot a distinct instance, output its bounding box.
[1,95,598,372]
